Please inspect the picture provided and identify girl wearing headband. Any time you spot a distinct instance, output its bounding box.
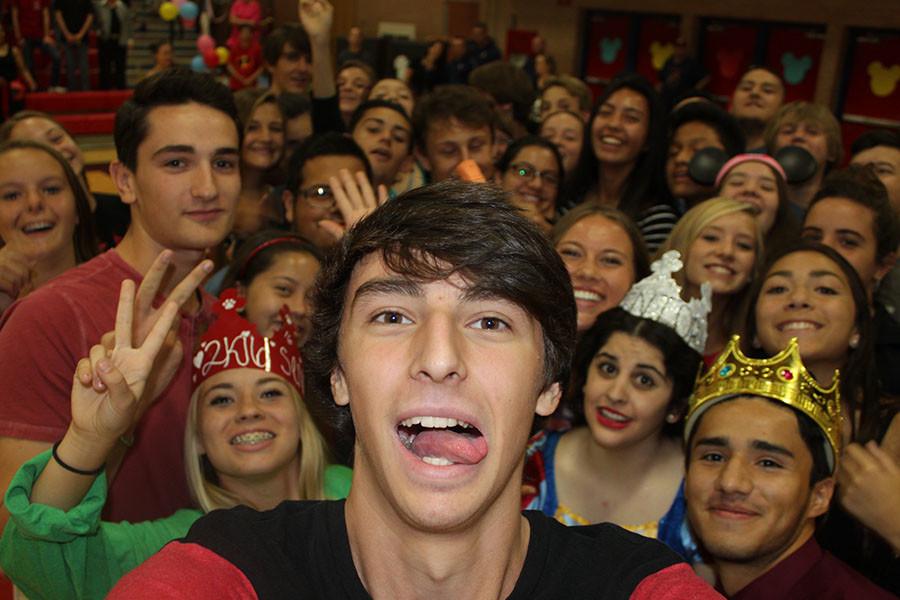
[219,230,324,346]
[716,153,800,257]
[0,269,349,599]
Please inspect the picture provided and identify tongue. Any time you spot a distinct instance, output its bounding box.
[409,430,488,465]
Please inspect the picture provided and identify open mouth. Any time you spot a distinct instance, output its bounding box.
[22,221,55,234]
[230,431,275,445]
[737,197,763,213]
[705,264,735,276]
[777,320,821,332]
[598,135,625,147]
[595,406,632,429]
[397,416,487,466]
[573,288,603,303]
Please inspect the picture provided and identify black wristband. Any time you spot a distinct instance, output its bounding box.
[51,441,105,477]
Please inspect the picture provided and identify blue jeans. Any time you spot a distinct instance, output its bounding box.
[22,38,60,88]
[64,40,90,90]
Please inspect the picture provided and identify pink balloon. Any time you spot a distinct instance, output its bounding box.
[197,34,215,53]
[173,0,187,6]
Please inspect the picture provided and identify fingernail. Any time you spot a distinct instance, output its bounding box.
[203,260,214,272]
[98,359,112,373]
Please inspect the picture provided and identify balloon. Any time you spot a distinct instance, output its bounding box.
[215,46,230,64]
[181,17,196,29]
[179,1,199,20]
[191,54,209,72]
[173,0,187,6]
[197,34,215,53]
[202,49,219,68]
[158,1,178,21]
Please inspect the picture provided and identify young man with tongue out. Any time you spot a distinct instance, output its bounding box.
[110,181,719,599]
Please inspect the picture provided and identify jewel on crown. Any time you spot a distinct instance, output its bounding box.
[687,335,842,471]
[619,250,712,354]
[191,289,303,392]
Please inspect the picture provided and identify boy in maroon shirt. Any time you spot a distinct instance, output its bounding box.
[0,68,241,528]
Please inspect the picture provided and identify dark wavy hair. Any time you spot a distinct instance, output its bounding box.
[742,240,878,441]
[303,180,577,454]
[808,165,899,265]
[562,73,668,219]
[114,67,240,172]
[567,307,702,437]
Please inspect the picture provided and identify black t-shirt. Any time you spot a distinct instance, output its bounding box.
[56,0,92,33]
[183,499,685,599]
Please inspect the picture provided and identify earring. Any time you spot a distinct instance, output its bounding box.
[666,413,679,424]
[849,333,860,349]
[752,335,762,349]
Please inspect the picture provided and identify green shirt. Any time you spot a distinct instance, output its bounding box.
[0,450,352,599]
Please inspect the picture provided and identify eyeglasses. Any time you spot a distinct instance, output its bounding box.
[509,162,560,187]
[299,184,336,210]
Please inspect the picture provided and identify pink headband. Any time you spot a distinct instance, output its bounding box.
[715,154,787,188]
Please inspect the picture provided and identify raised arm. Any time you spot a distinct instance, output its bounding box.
[28,252,213,510]
[29,279,182,510]
[299,0,335,100]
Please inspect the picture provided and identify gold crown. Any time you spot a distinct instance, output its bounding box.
[685,335,842,472]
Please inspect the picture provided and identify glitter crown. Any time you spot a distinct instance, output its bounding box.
[619,250,711,354]
[191,289,303,393]
[686,335,842,472]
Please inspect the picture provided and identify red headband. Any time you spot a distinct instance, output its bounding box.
[238,237,304,279]
[191,289,303,393]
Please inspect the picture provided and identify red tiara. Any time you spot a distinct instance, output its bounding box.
[191,289,303,392]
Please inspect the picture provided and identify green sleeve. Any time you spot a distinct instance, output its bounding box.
[323,464,352,499]
[0,450,201,600]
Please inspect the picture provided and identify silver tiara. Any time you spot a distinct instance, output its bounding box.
[619,250,711,354]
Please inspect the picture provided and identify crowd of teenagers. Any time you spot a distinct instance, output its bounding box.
[0,0,899,598]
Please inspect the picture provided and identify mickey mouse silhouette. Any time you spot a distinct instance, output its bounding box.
[600,37,623,64]
[782,53,812,85]
[650,41,674,71]
[867,61,900,97]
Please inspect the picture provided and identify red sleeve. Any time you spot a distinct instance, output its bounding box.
[108,542,258,599]
[630,563,724,600]
[0,293,84,442]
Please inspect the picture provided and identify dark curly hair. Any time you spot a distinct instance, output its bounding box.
[566,307,703,437]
